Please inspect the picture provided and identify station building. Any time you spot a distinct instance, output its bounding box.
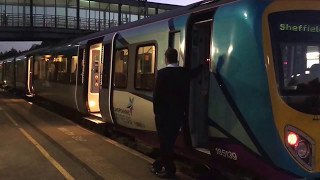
[0,0,180,31]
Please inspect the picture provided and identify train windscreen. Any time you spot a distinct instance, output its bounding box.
[269,10,320,115]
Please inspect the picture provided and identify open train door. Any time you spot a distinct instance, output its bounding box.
[87,42,103,114]
[26,56,34,97]
[99,32,117,123]
[186,12,214,154]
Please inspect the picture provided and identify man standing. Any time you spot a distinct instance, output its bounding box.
[152,48,188,178]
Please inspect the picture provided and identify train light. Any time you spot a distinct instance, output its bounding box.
[89,101,96,108]
[295,141,310,158]
[287,132,298,145]
[285,126,315,171]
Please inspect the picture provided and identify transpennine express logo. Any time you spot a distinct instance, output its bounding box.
[126,97,134,116]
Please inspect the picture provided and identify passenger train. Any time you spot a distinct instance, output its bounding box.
[1,0,320,178]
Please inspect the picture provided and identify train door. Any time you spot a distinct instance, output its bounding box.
[100,33,117,123]
[88,43,102,113]
[187,15,213,152]
[27,56,34,96]
[0,61,3,85]
[2,61,6,86]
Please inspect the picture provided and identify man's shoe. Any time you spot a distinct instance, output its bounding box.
[155,171,175,179]
[150,165,157,174]
[150,164,164,174]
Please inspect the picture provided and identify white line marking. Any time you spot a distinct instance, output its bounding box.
[4,111,19,126]
[3,112,75,180]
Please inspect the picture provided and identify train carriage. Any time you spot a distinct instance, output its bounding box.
[2,0,320,178]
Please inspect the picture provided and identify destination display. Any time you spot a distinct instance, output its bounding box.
[279,23,320,33]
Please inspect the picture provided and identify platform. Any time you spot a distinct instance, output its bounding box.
[0,90,193,180]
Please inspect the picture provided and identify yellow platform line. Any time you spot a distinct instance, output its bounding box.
[3,111,75,180]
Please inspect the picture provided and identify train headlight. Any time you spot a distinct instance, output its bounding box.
[295,141,310,159]
[287,132,298,145]
[285,125,315,171]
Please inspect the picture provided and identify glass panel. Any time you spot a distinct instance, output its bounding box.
[33,0,44,27]
[0,0,7,26]
[0,0,4,14]
[90,1,99,30]
[130,6,138,22]
[135,45,155,90]
[148,8,155,16]
[139,6,145,19]
[5,0,19,25]
[67,0,76,29]
[80,0,89,29]
[100,2,108,30]
[44,0,55,27]
[114,49,128,88]
[158,9,166,14]
[110,3,118,27]
[110,12,118,27]
[121,5,129,24]
[19,0,30,26]
[56,0,66,28]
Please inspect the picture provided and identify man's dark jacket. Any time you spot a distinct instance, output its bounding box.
[153,66,188,119]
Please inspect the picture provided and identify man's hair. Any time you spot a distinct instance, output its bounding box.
[165,48,178,64]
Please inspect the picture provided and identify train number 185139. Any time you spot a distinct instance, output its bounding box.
[215,148,238,161]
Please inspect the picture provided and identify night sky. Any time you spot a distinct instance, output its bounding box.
[0,0,202,53]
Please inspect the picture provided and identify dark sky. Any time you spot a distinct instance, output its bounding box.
[0,0,201,53]
[0,41,42,53]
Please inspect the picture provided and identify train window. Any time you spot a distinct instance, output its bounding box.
[34,57,39,80]
[39,55,47,80]
[56,56,68,83]
[47,58,56,81]
[70,56,78,83]
[169,32,183,67]
[269,10,320,114]
[114,48,128,88]
[135,45,156,90]
[16,60,26,84]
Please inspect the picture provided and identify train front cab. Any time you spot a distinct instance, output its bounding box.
[263,0,320,178]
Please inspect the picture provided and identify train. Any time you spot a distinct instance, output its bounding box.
[1,0,320,178]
